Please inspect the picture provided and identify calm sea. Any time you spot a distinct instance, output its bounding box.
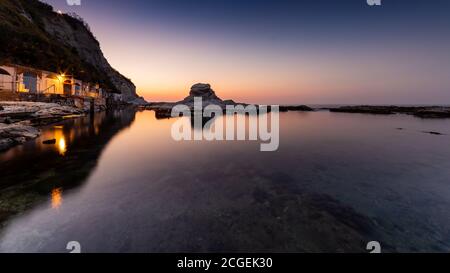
[0,109,449,252]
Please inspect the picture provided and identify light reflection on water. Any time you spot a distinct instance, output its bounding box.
[51,188,63,210]
[58,138,66,156]
[0,110,450,252]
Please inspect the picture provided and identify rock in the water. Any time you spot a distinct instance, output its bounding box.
[0,105,3,111]
[184,83,221,101]
[0,123,40,151]
[279,105,314,112]
[0,101,96,151]
[422,131,444,135]
[0,138,13,151]
[0,124,40,139]
[146,83,312,114]
[43,139,57,144]
[190,83,211,95]
[175,83,233,108]
[413,108,450,118]
[329,106,395,115]
[329,105,450,118]
[0,102,85,124]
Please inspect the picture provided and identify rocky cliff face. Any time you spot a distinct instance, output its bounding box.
[0,0,144,103]
[40,13,139,102]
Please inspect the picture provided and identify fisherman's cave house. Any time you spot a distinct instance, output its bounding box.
[0,64,112,106]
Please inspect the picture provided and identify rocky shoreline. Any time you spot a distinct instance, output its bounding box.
[3,90,449,152]
[328,105,450,118]
[0,101,87,151]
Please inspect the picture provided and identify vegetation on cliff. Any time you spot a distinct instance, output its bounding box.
[0,0,137,98]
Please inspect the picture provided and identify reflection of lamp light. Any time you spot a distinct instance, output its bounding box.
[54,129,67,155]
[58,138,66,156]
[51,188,63,209]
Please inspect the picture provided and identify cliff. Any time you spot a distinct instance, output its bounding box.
[0,0,144,103]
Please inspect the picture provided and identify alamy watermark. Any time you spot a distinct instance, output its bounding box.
[366,241,382,253]
[170,97,280,152]
[66,0,81,6]
[64,240,380,253]
[367,0,382,6]
[66,241,81,253]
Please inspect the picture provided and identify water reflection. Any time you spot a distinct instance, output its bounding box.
[1,110,450,252]
[57,136,66,156]
[0,108,137,225]
[51,188,63,209]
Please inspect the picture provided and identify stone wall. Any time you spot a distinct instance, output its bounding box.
[0,91,19,101]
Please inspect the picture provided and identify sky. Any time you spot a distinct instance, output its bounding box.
[44,0,450,104]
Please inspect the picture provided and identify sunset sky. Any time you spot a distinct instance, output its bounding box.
[45,0,450,104]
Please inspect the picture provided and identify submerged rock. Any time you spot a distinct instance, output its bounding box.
[329,106,395,115]
[413,108,450,118]
[0,123,40,151]
[329,105,450,118]
[422,131,444,135]
[42,139,57,144]
[279,105,314,112]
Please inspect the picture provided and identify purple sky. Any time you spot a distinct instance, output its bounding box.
[44,0,450,104]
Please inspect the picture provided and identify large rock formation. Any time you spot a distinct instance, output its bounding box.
[0,0,144,103]
[147,83,314,117]
[186,83,220,100]
[180,83,232,107]
[147,83,236,112]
